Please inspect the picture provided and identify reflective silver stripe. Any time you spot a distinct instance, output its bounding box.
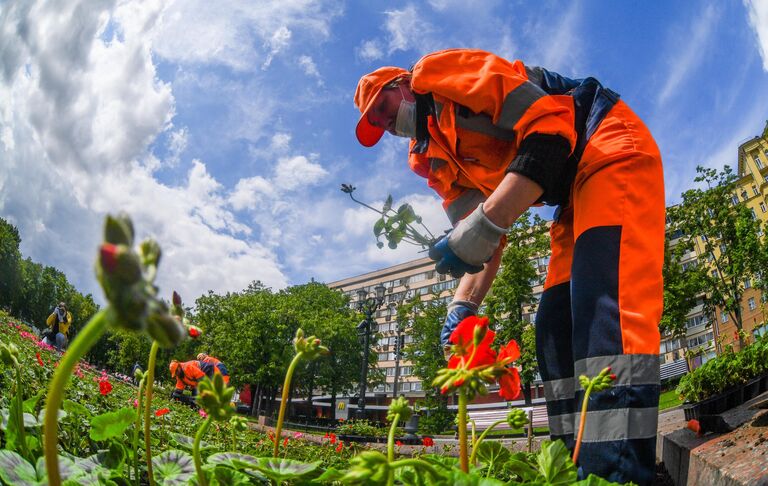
[445,189,485,225]
[548,412,576,436]
[455,108,516,141]
[574,354,660,389]
[543,377,575,401]
[525,66,545,87]
[434,101,443,119]
[578,407,658,442]
[497,81,547,130]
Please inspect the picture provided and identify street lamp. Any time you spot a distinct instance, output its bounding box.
[355,284,386,419]
[391,304,407,399]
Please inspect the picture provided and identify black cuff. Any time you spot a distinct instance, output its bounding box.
[506,134,572,206]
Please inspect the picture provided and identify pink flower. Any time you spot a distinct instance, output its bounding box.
[132,399,139,408]
[199,409,207,418]
[293,432,304,439]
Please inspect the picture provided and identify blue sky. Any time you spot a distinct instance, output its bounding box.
[1,0,767,305]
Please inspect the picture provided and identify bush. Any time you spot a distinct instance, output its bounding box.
[417,407,455,435]
[335,419,386,437]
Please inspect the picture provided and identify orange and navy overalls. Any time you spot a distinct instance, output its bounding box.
[200,355,230,384]
[173,360,208,395]
[407,49,663,485]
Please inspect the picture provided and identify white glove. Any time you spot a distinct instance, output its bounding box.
[447,203,507,266]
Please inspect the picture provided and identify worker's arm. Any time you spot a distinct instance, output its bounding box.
[429,172,543,277]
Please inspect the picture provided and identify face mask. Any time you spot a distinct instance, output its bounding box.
[393,86,417,138]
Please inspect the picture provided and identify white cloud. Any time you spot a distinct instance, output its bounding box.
[297,55,322,85]
[744,0,768,71]
[657,4,719,105]
[0,0,291,303]
[228,176,275,211]
[356,40,384,62]
[262,26,292,69]
[273,155,329,191]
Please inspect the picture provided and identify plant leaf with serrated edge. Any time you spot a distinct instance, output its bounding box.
[503,452,539,482]
[206,452,260,470]
[23,390,45,414]
[152,450,196,486]
[170,432,214,451]
[89,407,134,441]
[204,465,253,486]
[476,440,511,470]
[251,458,321,482]
[536,440,577,485]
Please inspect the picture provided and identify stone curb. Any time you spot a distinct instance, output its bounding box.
[658,392,768,485]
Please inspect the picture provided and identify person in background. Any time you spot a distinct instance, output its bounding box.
[169,359,208,404]
[45,302,72,351]
[197,352,230,384]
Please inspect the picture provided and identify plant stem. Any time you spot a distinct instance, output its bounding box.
[144,341,160,486]
[469,418,505,465]
[133,377,146,485]
[572,382,594,465]
[14,366,31,461]
[43,309,109,486]
[458,389,469,473]
[390,458,442,481]
[193,416,212,486]
[386,412,400,486]
[273,352,303,457]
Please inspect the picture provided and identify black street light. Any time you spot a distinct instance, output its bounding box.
[391,304,407,399]
[355,284,386,419]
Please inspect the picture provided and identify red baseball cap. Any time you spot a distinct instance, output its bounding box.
[354,66,409,147]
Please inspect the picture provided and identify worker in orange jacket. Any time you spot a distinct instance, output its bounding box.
[355,49,663,485]
[169,359,212,403]
[197,353,230,384]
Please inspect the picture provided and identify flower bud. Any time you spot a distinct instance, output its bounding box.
[99,244,142,284]
[196,374,235,421]
[139,239,161,268]
[473,323,487,347]
[387,396,412,424]
[0,343,19,366]
[104,213,134,246]
[146,308,186,348]
[506,408,530,429]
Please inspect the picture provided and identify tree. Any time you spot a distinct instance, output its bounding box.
[0,218,22,312]
[484,211,549,404]
[667,166,764,349]
[399,294,455,434]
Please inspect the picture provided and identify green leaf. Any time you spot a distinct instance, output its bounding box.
[206,465,253,486]
[35,455,84,482]
[22,390,45,414]
[398,204,417,224]
[535,440,577,485]
[503,452,539,482]
[475,440,511,469]
[206,452,260,470]
[152,450,196,486]
[374,218,386,237]
[78,442,127,474]
[251,458,321,483]
[37,407,67,425]
[382,195,393,213]
[171,432,214,451]
[89,407,135,441]
[440,468,507,485]
[64,399,91,417]
[307,467,345,483]
[575,473,625,485]
[0,450,38,485]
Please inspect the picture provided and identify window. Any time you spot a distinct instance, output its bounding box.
[399,382,411,392]
[742,191,749,201]
[755,155,764,169]
[412,381,422,391]
[753,185,760,196]
[752,208,757,219]
[731,195,740,205]
[721,311,729,323]
[745,278,752,289]
[762,202,767,213]
[410,272,427,284]
[385,367,395,376]
[754,324,767,339]
[685,315,708,328]
[748,298,756,311]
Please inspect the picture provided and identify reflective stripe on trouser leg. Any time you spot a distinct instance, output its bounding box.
[536,204,576,449]
[569,100,664,486]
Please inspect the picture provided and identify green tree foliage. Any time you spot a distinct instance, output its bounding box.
[660,237,707,341]
[398,295,455,433]
[666,166,764,348]
[0,217,98,334]
[484,211,549,402]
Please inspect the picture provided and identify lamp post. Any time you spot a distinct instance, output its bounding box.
[391,304,406,399]
[355,284,386,419]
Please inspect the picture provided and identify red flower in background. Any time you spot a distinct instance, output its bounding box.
[335,442,344,453]
[155,408,170,417]
[99,380,113,396]
[283,437,289,448]
[396,440,403,447]
[422,436,434,447]
[36,353,44,367]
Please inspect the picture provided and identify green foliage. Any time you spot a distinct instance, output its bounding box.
[666,166,764,340]
[89,407,135,441]
[676,334,768,401]
[660,237,707,340]
[336,419,387,438]
[151,449,196,485]
[485,211,549,389]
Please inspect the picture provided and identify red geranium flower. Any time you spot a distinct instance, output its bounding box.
[396,440,403,447]
[283,437,289,447]
[99,380,113,396]
[447,316,496,369]
[155,408,170,417]
[99,243,119,273]
[335,442,343,453]
[422,436,434,447]
[36,353,44,367]
[498,366,522,400]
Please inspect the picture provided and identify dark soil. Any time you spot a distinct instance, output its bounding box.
[654,462,675,486]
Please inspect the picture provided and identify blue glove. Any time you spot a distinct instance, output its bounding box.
[429,236,484,278]
[440,300,479,346]
[429,203,507,279]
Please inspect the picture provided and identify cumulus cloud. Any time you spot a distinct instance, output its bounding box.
[273,155,329,191]
[744,0,768,71]
[0,0,290,302]
[356,40,384,62]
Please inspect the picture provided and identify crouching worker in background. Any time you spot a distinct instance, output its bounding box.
[197,353,230,384]
[45,302,72,351]
[169,359,207,406]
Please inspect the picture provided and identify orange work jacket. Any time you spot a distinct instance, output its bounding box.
[174,360,206,390]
